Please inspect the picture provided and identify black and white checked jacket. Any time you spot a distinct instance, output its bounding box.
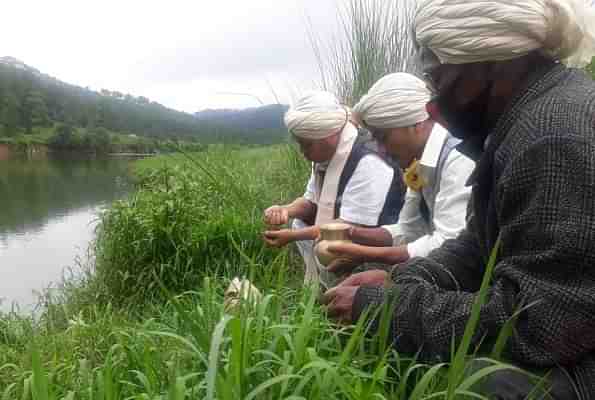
[353,62,595,398]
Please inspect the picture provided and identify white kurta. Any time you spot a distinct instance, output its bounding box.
[297,153,395,288]
[303,154,394,226]
[382,124,475,258]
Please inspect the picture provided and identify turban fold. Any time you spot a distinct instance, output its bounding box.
[353,73,432,129]
[414,0,595,67]
[284,91,349,140]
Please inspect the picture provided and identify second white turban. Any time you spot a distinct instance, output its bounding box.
[353,73,432,129]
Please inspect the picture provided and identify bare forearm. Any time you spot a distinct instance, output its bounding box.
[350,227,393,247]
[366,245,409,264]
[289,225,320,241]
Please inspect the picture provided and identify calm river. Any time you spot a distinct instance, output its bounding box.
[0,152,136,312]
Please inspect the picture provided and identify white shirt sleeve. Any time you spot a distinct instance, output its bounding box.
[339,154,394,226]
[406,150,475,258]
[382,188,428,245]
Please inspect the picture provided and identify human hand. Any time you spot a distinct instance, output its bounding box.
[262,229,294,248]
[321,285,359,324]
[339,269,389,287]
[324,242,370,274]
[326,257,361,275]
[321,270,389,324]
[263,205,289,228]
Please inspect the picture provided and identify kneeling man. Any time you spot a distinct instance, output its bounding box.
[263,91,406,289]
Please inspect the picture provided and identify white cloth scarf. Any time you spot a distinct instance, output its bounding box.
[314,122,359,226]
[353,73,432,129]
[284,91,349,140]
[415,0,595,67]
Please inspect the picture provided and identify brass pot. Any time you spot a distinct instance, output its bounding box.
[315,222,352,266]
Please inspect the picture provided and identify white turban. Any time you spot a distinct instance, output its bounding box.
[353,73,432,129]
[415,0,595,67]
[284,91,349,140]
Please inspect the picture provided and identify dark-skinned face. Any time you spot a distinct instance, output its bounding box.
[294,132,340,163]
[420,45,494,141]
[368,125,424,169]
[425,61,494,141]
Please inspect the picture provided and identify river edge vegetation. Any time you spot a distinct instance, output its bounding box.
[1,0,594,396]
[0,145,533,399]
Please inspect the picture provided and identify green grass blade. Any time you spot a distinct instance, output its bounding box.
[447,237,501,399]
[408,363,447,400]
[206,315,233,400]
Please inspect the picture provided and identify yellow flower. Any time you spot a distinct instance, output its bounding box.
[403,159,427,192]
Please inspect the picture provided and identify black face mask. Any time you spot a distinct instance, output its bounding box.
[435,81,494,159]
[436,81,493,141]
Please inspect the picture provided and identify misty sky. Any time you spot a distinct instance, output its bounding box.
[3,0,341,112]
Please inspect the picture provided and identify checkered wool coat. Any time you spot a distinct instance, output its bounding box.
[353,62,595,397]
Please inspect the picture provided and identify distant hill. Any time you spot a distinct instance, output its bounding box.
[0,57,287,145]
[195,104,289,131]
[0,57,41,74]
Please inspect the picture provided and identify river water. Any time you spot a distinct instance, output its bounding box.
[0,153,136,312]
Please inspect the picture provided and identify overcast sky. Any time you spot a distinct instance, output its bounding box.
[3,0,341,112]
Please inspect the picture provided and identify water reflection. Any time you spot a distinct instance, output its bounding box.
[0,153,135,311]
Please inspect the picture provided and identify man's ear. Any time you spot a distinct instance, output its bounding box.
[426,101,448,128]
[415,119,434,136]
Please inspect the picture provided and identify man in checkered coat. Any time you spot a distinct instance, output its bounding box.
[324,0,595,398]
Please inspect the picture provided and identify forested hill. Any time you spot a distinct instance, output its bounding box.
[195,104,288,131]
[0,57,288,145]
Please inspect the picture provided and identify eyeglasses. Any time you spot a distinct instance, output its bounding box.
[361,120,387,143]
[423,64,465,98]
[423,71,439,95]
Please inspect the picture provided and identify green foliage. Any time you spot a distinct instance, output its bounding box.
[22,90,50,133]
[0,92,19,137]
[310,0,419,105]
[0,145,523,398]
[48,123,75,148]
[0,62,287,145]
[587,57,595,80]
[94,146,309,306]
[83,127,111,153]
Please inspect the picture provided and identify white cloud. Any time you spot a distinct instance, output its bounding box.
[2,0,339,111]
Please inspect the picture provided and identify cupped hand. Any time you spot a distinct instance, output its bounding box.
[262,229,293,248]
[339,269,389,287]
[263,205,289,227]
[321,269,389,324]
[321,285,359,324]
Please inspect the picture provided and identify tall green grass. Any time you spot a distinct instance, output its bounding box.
[90,145,309,306]
[0,145,531,398]
[309,0,419,105]
[0,236,521,399]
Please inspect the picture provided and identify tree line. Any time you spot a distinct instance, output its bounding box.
[0,62,286,149]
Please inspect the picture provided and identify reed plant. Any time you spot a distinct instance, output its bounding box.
[309,0,419,105]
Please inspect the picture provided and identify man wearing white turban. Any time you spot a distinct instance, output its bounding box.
[320,73,474,272]
[324,1,595,398]
[263,91,406,289]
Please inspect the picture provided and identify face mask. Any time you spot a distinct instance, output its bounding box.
[434,80,494,160]
[436,80,493,141]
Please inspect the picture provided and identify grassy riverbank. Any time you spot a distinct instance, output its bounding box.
[0,145,518,399]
